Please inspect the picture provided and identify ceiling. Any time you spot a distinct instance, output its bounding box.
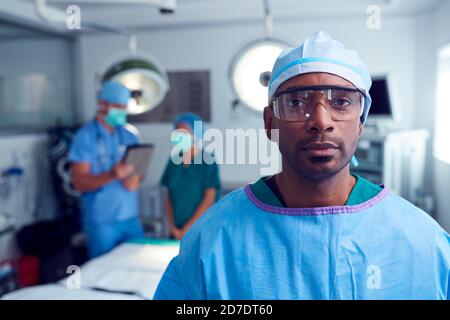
[0,20,53,39]
[2,0,447,35]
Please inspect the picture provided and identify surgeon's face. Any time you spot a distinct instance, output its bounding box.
[173,123,195,152]
[175,122,192,133]
[263,73,363,181]
[98,100,127,117]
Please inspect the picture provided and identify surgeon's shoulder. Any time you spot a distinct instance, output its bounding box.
[385,191,450,245]
[193,187,248,228]
[122,123,141,142]
[72,121,95,143]
[181,187,249,247]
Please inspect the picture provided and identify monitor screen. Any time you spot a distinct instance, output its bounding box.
[368,77,392,116]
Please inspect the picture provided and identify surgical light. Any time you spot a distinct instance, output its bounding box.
[229,39,287,113]
[97,29,169,116]
[228,0,288,113]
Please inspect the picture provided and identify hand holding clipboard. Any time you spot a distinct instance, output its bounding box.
[123,144,154,177]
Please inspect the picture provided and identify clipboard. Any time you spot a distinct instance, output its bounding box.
[123,144,154,177]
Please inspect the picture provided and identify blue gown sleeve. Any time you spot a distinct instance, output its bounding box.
[438,231,450,300]
[154,223,209,299]
[153,257,189,299]
[68,128,94,164]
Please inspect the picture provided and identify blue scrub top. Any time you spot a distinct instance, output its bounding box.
[154,185,450,299]
[68,119,140,225]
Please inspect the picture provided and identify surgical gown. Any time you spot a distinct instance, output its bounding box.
[154,183,450,299]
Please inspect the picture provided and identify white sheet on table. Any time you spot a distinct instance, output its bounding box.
[2,242,179,300]
[61,242,179,299]
[2,284,141,300]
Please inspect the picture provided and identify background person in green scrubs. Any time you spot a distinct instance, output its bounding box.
[161,112,221,240]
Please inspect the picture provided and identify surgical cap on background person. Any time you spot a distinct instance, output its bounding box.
[174,112,204,141]
[268,31,372,125]
[98,81,131,106]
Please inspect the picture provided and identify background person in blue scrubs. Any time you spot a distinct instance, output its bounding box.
[69,81,144,258]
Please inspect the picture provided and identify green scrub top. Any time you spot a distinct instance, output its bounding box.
[161,155,221,229]
[250,174,382,207]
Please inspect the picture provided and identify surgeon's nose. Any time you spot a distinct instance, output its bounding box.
[305,102,335,134]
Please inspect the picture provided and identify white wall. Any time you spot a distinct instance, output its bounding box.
[78,14,417,186]
[0,36,72,260]
[0,134,57,260]
[414,1,450,232]
[0,37,74,129]
[414,11,436,198]
[433,0,450,228]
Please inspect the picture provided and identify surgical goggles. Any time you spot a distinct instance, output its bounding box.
[272,85,366,122]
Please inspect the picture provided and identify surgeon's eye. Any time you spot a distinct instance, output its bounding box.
[330,98,352,110]
[287,98,307,108]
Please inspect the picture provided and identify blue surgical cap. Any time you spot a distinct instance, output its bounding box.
[98,81,131,106]
[268,31,372,125]
[174,112,204,140]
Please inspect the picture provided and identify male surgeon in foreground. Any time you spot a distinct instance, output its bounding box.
[154,31,450,299]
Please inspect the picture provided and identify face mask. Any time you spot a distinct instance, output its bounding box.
[105,108,127,127]
[171,130,193,153]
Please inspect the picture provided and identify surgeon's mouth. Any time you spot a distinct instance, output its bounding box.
[302,142,339,157]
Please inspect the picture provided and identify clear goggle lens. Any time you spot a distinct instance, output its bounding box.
[272,85,365,122]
